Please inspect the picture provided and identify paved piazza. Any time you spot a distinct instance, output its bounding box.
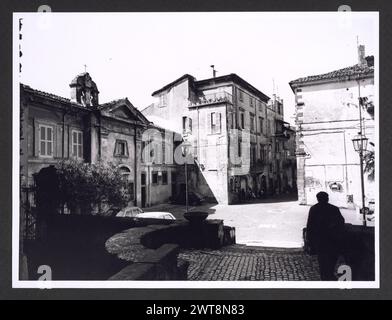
[145,195,368,248]
[179,245,321,281]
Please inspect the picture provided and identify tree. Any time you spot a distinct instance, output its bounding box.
[55,160,130,215]
[364,142,375,181]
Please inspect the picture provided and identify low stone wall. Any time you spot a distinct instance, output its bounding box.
[25,214,175,280]
[343,224,375,281]
[109,244,187,280]
[25,214,235,280]
[106,220,236,280]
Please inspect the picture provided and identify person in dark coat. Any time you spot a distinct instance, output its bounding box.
[306,191,345,280]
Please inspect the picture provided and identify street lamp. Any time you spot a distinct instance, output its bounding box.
[352,132,368,227]
[352,133,368,153]
[181,141,192,213]
[353,78,371,227]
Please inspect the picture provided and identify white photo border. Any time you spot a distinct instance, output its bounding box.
[12,11,380,289]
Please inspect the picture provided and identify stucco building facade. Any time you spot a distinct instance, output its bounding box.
[289,46,375,208]
[142,73,296,204]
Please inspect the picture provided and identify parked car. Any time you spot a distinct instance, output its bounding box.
[135,212,176,220]
[116,206,175,220]
[116,206,144,218]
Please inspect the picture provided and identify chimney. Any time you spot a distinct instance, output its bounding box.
[358,45,366,66]
[210,65,217,78]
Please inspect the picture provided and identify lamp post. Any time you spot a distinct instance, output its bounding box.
[182,141,192,213]
[352,133,368,226]
[351,79,370,227]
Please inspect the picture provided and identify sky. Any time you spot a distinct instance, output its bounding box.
[17,12,378,124]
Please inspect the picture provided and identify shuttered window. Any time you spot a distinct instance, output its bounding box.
[182,116,193,134]
[209,112,222,134]
[72,130,83,159]
[39,125,54,157]
[250,114,255,132]
[259,117,264,134]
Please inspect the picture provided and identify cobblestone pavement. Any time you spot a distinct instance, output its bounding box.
[178,245,321,281]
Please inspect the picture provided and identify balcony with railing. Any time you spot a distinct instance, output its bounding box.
[274,123,292,140]
[189,92,233,108]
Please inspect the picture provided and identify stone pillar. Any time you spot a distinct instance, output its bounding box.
[135,128,142,207]
[296,156,306,205]
[89,113,100,164]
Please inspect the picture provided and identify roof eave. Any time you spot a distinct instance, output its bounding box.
[195,73,270,102]
[289,72,374,90]
[151,74,195,96]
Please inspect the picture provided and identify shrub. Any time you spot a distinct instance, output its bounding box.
[55,160,130,215]
[364,142,375,181]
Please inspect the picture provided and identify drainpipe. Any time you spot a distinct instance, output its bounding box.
[197,105,200,161]
[134,127,137,206]
[148,164,150,207]
[98,111,102,160]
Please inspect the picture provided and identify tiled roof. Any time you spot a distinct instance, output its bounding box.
[22,84,70,103]
[289,60,374,87]
[98,98,128,110]
[20,84,87,109]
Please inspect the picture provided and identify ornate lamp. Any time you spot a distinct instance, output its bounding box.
[352,133,368,153]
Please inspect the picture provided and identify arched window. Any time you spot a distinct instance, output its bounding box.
[119,166,131,175]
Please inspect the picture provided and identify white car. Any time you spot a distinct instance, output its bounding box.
[136,212,176,220]
[116,206,175,220]
[116,206,143,218]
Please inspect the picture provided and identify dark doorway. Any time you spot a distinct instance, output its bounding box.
[269,178,274,195]
[261,175,267,194]
[141,172,146,208]
[171,172,177,197]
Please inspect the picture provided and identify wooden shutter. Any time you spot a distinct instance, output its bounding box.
[218,113,222,134]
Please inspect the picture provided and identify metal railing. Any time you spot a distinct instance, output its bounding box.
[190,92,233,107]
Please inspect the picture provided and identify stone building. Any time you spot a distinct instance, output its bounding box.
[20,72,180,216]
[142,73,296,204]
[289,46,375,208]
[267,95,297,195]
[282,124,297,193]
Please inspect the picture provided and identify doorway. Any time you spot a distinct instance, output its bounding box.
[171,171,177,198]
[141,172,146,208]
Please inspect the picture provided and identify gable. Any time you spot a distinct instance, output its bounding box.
[111,105,140,121]
[100,99,150,125]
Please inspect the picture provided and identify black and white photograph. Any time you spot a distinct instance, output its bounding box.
[13,10,378,288]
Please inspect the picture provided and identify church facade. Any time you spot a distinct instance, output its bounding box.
[20,73,181,215]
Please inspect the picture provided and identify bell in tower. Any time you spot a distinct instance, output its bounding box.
[69,72,99,107]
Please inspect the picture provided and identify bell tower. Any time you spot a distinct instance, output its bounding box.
[69,72,99,107]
